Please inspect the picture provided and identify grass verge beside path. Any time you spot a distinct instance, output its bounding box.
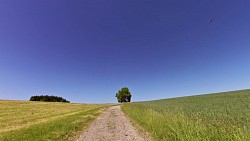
[0,100,112,141]
[122,89,250,141]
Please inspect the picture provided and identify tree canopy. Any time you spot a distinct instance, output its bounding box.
[115,87,132,103]
[30,95,70,103]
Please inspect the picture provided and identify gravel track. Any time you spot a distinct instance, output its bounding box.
[77,105,150,141]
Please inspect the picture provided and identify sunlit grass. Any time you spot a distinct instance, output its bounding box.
[0,100,112,141]
[122,89,250,141]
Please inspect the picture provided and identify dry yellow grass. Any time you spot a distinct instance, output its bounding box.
[0,100,112,141]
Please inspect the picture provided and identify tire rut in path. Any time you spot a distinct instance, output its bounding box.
[77,105,150,141]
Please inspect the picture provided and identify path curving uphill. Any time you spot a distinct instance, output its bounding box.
[77,105,151,141]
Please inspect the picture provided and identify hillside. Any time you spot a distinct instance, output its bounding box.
[122,89,250,141]
[0,100,112,141]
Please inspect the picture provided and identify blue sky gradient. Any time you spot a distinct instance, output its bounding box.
[0,0,250,103]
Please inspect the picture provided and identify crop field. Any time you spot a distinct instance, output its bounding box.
[0,100,112,141]
[122,89,250,141]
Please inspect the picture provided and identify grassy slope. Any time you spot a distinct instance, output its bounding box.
[122,89,250,141]
[0,100,112,141]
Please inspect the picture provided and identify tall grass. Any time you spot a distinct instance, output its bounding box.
[122,89,250,141]
[0,100,112,141]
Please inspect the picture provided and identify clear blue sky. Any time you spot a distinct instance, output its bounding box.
[0,0,250,103]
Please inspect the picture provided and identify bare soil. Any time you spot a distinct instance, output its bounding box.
[77,105,151,141]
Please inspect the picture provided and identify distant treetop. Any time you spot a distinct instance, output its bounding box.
[115,87,132,103]
[30,95,70,103]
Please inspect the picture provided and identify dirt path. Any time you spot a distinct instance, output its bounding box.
[77,105,151,141]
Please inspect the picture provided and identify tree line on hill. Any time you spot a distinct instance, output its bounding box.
[30,95,70,103]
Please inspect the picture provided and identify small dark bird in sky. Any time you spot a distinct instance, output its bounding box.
[209,19,213,23]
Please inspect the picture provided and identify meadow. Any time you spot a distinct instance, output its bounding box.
[0,100,112,141]
[122,89,250,141]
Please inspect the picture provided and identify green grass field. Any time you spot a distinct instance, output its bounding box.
[0,100,112,141]
[122,89,250,141]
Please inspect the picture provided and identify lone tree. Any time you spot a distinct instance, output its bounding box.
[115,87,132,103]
